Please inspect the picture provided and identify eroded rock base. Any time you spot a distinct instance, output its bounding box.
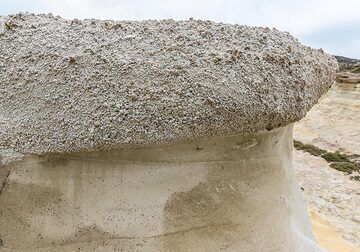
[0,125,324,251]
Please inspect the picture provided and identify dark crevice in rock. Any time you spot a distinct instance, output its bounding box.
[0,169,10,194]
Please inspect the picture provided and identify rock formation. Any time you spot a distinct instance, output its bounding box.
[335,55,360,70]
[336,72,360,84]
[0,13,337,251]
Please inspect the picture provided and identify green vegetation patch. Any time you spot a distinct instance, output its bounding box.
[321,151,351,163]
[329,162,358,174]
[350,66,360,74]
[293,140,326,156]
[294,140,360,178]
[350,175,360,181]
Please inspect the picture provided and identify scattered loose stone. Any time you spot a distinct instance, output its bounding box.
[206,97,216,106]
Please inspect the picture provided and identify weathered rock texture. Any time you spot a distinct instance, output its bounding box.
[0,13,338,252]
[1,125,324,252]
[336,73,360,84]
[0,13,337,162]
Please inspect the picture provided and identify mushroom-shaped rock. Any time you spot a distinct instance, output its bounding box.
[0,13,337,251]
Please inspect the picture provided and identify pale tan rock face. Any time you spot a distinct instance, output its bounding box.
[0,126,325,251]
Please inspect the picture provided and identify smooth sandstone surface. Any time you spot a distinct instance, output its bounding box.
[293,81,360,248]
[310,211,360,252]
[294,82,360,154]
[0,13,337,162]
[0,125,324,251]
[295,150,360,250]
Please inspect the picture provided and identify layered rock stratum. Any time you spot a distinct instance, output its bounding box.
[0,13,337,163]
[0,13,339,252]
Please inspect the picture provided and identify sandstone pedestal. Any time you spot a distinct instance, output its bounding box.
[1,125,324,251]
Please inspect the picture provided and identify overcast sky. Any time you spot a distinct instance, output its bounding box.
[1,0,359,58]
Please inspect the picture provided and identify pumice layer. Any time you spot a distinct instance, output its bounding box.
[0,13,337,162]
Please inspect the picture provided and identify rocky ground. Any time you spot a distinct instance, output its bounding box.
[334,56,360,84]
[294,151,360,251]
[293,72,360,251]
[337,72,360,84]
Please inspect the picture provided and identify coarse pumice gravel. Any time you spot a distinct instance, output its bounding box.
[0,13,338,164]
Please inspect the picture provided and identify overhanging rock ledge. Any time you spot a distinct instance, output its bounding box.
[0,13,337,252]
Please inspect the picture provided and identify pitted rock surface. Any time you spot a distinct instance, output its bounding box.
[0,13,338,161]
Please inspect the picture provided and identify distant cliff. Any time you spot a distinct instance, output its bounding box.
[335,55,360,70]
[335,56,360,83]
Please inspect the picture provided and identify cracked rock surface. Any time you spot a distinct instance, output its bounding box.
[0,13,337,162]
